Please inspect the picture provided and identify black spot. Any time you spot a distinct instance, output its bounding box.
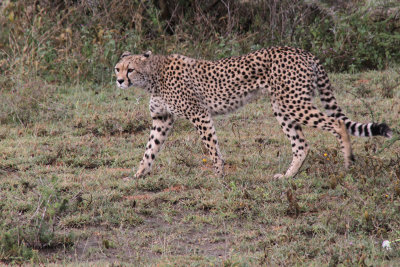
[358,124,363,135]
[350,123,356,134]
[364,125,369,137]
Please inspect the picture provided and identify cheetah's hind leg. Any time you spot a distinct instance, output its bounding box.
[277,101,353,179]
[189,111,225,177]
[272,100,309,179]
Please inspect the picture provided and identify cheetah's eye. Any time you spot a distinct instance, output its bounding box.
[115,68,120,72]
[128,68,134,73]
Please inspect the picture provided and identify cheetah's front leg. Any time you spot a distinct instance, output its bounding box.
[135,114,174,178]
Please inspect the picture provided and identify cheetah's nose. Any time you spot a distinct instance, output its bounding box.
[117,79,124,84]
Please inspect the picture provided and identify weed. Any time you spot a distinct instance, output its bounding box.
[0,176,75,263]
[0,0,399,265]
[1,0,400,87]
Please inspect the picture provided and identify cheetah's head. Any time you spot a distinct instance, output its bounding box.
[114,51,152,89]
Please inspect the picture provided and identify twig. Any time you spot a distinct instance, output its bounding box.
[36,7,77,48]
[205,0,221,12]
[231,122,241,142]
[36,194,52,247]
[220,0,232,35]
[163,2,179,34]
[377,131,400,154]
[385,81,400,93]
[29,194,43,222]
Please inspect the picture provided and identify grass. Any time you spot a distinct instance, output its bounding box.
[0,68,400,266]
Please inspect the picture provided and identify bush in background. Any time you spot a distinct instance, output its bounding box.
[0,0,399,85]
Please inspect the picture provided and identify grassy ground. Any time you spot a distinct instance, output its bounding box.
[1,68,400,266]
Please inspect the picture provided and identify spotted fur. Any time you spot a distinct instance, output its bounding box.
[114,47,392,178]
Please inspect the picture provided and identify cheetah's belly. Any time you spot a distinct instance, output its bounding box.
[207,87,263,115]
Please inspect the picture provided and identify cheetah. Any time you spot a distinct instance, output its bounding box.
[114,47,392,179]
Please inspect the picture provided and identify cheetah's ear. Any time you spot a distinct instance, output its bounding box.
[120,51,131,59]
[141,51,152,60]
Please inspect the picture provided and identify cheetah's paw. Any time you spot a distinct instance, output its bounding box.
[121,168,144,181]
[273,173,285,179]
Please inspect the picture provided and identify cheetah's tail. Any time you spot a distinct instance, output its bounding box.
[316,66,392,138]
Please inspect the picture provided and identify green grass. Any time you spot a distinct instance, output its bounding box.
[0,68,400,266]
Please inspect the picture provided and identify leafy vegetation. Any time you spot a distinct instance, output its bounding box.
[1,0,400,265]
[1,0,400,88]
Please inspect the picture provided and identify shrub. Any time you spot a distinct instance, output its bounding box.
[0,177,74,263]
[0,0,399,85]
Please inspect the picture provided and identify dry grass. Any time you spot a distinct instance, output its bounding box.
[0,68,399,265]
[1,1,400,264]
